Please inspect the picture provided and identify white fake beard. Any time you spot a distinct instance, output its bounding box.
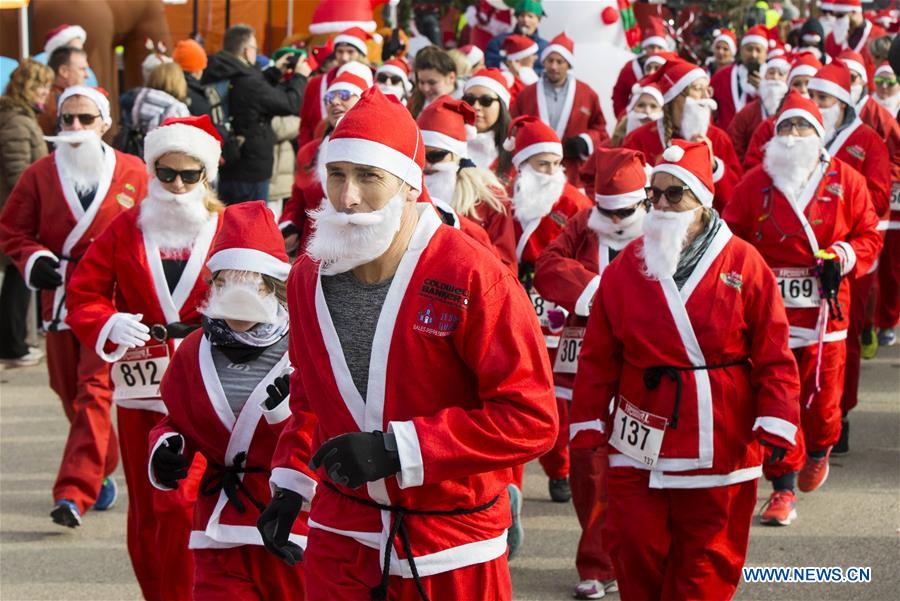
[759,79,789,115]
[679,97,714,140]
[763,135,822,203]
[873,91,900,116]
[737,64,758,96]
[820,15,836,38]
[424,161,458,205]
[201,273,280,324]
[467,131,498,169]
[820,102,842,140]
[850,84,864,106]
[587,204,646,250]
[639,207,700,280]
[518,65,539,85]
[138,178,212,251]
[832,15,850,45]
[626,109,663,134]
[378,82,407,104]
[512,163,566,223]
[49,130,105,196]
[306,191,405,275]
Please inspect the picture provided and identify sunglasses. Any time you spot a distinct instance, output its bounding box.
[597,201,648,219]
[463,94,500,108]
[647,185,691,205]
[324,89,356,104]
[776,119,816,135]
[874,76,898,86]
[425,149,451,164]
[377,73,404,86]
[155,163,205,184]
[60,113,101,126]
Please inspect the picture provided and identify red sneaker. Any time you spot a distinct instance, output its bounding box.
[798,451,831,492]
[760,490,797,526]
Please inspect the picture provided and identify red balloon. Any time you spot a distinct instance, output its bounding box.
[601,6,619,25]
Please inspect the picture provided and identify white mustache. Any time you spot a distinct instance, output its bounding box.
[44,130,99,145]
[319,211,385,227]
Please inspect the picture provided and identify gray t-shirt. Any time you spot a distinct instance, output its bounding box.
[321,271,394,401]
[211,335,289,417]
[542,74,571,132]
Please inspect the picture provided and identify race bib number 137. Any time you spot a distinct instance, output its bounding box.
[609,397,667,467]
[111,344,169,400]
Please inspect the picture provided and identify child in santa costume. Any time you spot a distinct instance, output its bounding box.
[66,115,226,601]
[0,86,147,527]
[149,201,308,600]
[710,25,770,129]
[256,86,557,600]
[534,147,651,600]
[572,140,800,600]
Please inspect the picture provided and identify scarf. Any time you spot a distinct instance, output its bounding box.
[673,209,722,290]
[202,304,289,363]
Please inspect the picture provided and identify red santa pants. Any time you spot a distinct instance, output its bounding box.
[604,467,757,600]
[117,406,203,601]
[45,330,118,513]
[538,396,570,480]
[569,446,615,582]
[192,545,304,600]
[877,229,900,329]
[841,271,876,414]
[303,527,512,601]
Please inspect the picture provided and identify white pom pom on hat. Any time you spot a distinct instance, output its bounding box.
[662,145,685,162]
[502,136,516,152]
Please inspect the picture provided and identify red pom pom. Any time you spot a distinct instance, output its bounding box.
[601,7,619,26]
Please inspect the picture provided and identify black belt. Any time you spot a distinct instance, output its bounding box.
[321,480,499,601]
[149,322,200,342]
[200,451,266,514]
[643,359,749,429]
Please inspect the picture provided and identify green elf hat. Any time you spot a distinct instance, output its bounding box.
[515,0,545,18]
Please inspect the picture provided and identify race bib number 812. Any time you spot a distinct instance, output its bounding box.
[111,344,169,400]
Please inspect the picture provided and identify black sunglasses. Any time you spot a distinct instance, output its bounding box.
[647,185,691,205]
[61,113,102,126]
[463,94,499,108]
[377,73,404,86]
[425,149,451,164]
[597,201,648,219]
[156,163,206,184]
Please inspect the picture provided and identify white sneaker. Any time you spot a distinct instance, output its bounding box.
[573,579,606,599]
[0,347,43,368]
[603,580,618,593]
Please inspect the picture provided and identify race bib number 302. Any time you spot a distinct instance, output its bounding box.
[891,182,900,211]
[553,326,585,374]
[609,397,667,467]
[111,344,169,400]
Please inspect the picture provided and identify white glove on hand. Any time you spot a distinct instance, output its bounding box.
[109,313,150,348]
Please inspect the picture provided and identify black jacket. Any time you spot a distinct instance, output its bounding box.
[202,52,306,182]
[185,72,212,118]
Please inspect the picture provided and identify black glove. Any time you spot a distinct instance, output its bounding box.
[151,436,190,489]
[280,223,299,239]
[381,27,405,62]
[30,256,62,290]
[257,487,305,566]
[563,136,589,159]
[760,439,787,464]
[264,374,290,410]
[309,431,401,489]
[817,256,843,320]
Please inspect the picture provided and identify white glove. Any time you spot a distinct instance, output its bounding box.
[109,313,150,348]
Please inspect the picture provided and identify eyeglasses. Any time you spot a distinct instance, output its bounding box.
[60,113,101,126]
[596,201,648,219]
[647,185,691,205]
[155,163,205,184]
[425,149,451,164]
[377,73,404,86]
[324,89,356,104]
[776,118,816,135]
[463,94,500,108]
[874,76,898,86]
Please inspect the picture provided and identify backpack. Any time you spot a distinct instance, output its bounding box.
[203,80,242,165]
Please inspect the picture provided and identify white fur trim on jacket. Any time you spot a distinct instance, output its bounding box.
[206,248,291,281]
[574,275,601,317]
[388,420,425,488]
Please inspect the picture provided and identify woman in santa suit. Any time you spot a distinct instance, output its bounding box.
[280,71,369,255]
[66,115,225,601]
[148,201,308,600]
[463,68,515,183]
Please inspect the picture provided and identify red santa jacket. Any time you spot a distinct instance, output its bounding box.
[622,120,743,213]
[66,207,222,411]
[0,148,147,330]
[825,119,892,219]
[612,58,644,119]
[570,225,801,488]
[280,135,326,245]
[711,63,757,130]
[855,96,900,227]
[473,200,518,273]
[744,116,775,170]
[270,205,557,576]
[149,329,310,550]
[298,68,338,147]
[511,77,609,186]
[825,20,888,90]
[728,98,768,160]
[723,154,882,349]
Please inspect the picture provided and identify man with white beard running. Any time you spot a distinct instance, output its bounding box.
[256,86,557,600]
[723,91,881,525]
[0,85,147,528]
[570,139,800,600]
[728,54,790,159]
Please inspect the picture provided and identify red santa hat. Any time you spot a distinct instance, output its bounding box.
[768,37,787,60]
[540,32,575,68]
[789,52,823,83]
[143,115,223,181]
[808,60,853,105]
[503,115,562,168]
[333,27,372,57]
[309,0,377,35]
[460,44,485,70]
[593,148,648,210]
[417,96,476,158]
[774,90,825,138]
[651,140,714,207]
[337,60,374,87]
[837,49,867,83]
[819,0,862,13]
[44,24,87,56]
[325,86,424,190]
[206,201,291,281]
[644,50,678,71]
[741,25,769,50]
[377,58,410,85]
[873,9,899,32]
[627,82,664,111]
[712,29,737,54]
[642,58,708,104]
[875,61,895,79]
[326,71,370,97]
[641,17,669,51]
[57,85,111,126]
[502,34,539,61]
[464,68,512,107]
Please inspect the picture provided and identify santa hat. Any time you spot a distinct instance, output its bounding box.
[325,86,424,190]
[465,68,512,107]
[333,27,372,57]
[775,90,825,138]
[641,17,669,51]
[741,25,769,50]
[309,0,377,35]
[808,60,853,105]
[651,140,714,207]
[503,115,562,168]
[376,58,411,93]
[819,0,862,13]
[837,49,867,83]
[644,50,677,71]
[874,9,899,32]
[326,71,370,97]
[593,148,648,210]
[57,85,112,126]
[768,37,787,60]
[712,29,737,54]
[460,44,485,70]
[502,34,539,62]
[337,60,374,87]
[627,82,664,112]
[144,115,223,181]
[765,54,791,76]
[417,96,476,158]
[44,24,86,56]
[206,201,290,281]
[541,32,575,68]
[642,58,708,104]
[875,61,895,79]
[789,52,822,83]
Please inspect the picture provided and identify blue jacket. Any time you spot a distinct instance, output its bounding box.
[485,30,549,74]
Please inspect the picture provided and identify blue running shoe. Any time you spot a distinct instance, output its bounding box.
[51,499,81,528]
[506,483,524,560]
[94,476,118,511]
